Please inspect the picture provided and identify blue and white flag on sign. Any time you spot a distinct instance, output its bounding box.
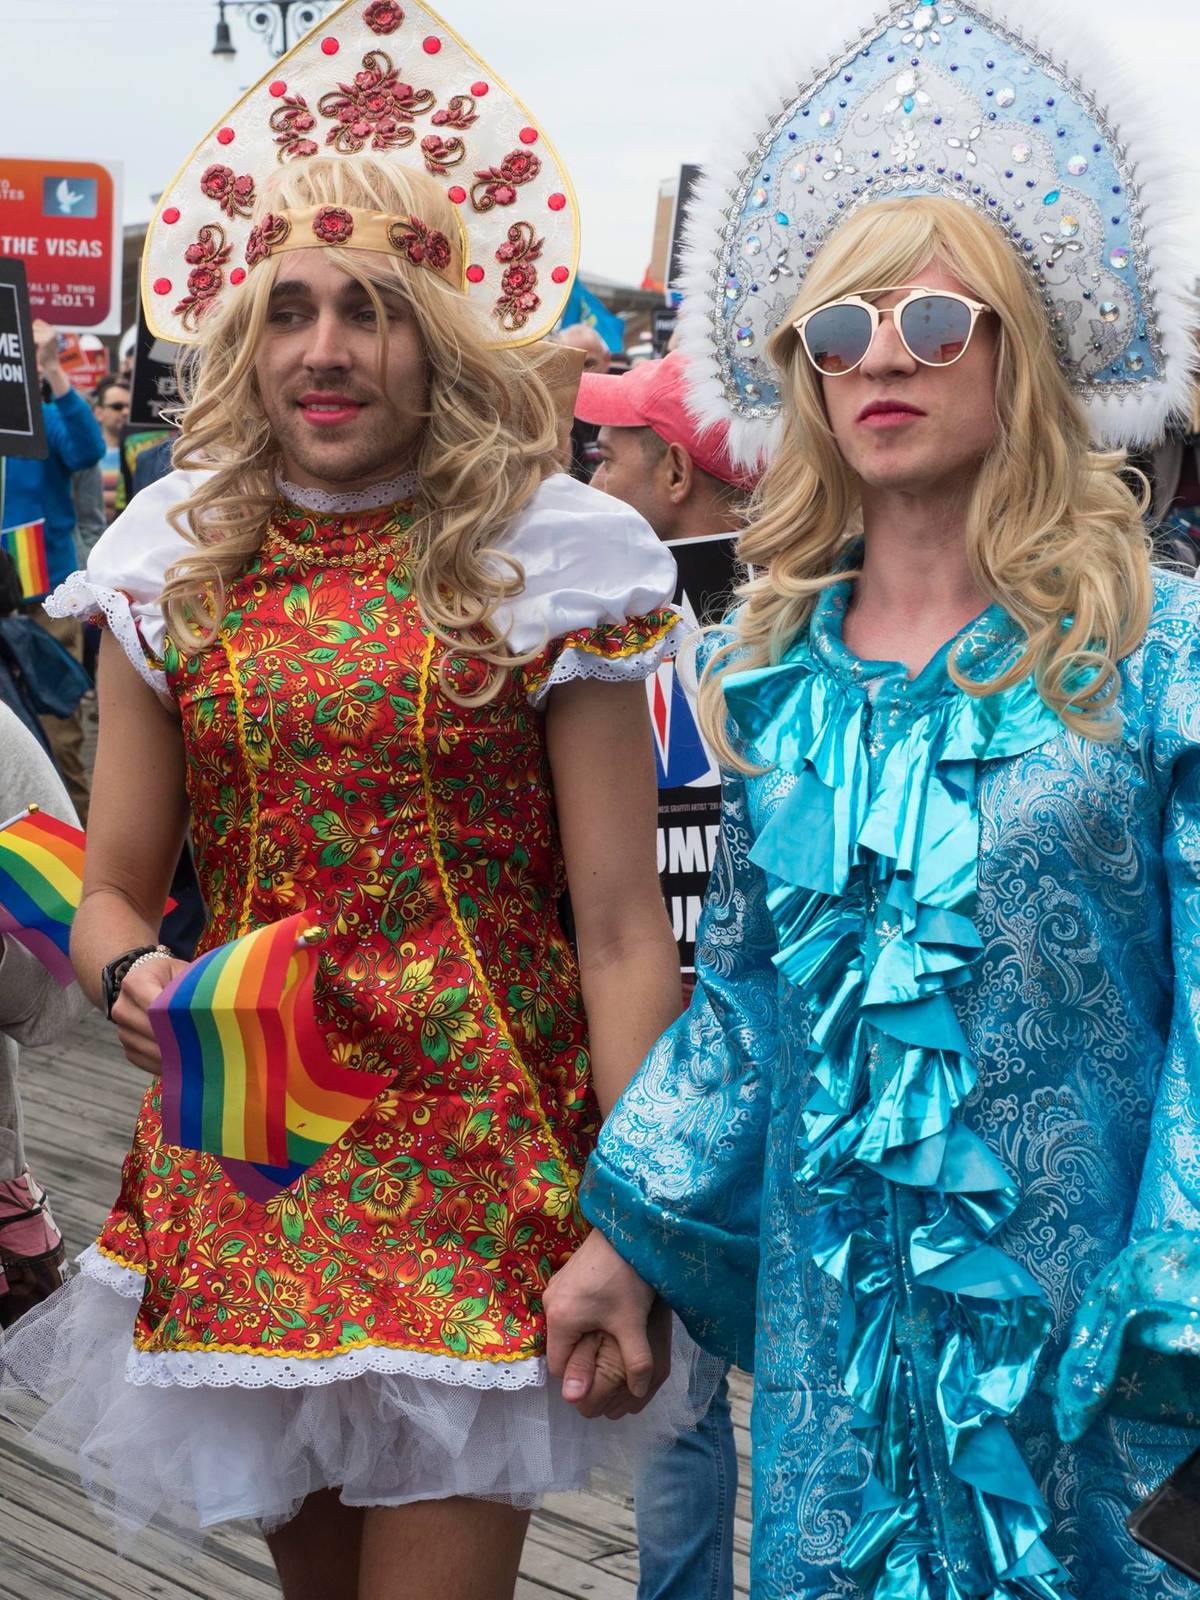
[558,280,625,352]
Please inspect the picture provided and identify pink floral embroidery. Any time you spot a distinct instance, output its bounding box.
[246,211,292,267]
[387,215,452,273]
[493,222,543,331]
[318,50,434,154]
[431,94,477,132]
[199,164,256,219]
[270,94,318,162]
[363,0,404,33]
[312,206,355,244]
[174,223,231,330]
[420,134,465,175]
[470,150,542,213]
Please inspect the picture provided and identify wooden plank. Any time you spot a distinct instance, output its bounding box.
[516,1538,637,1600]
[523,1502,630,1563]
[0,1431,280,1598]
[0,1494,224,1600]
[594,1543,754,1595]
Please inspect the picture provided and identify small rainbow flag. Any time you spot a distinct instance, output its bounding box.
[1,520,50,602]
[0,806,86,986]
[0,806,177,986]
[153,912,393,1200]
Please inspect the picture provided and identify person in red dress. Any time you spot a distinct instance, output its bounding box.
[1,14,699,1592]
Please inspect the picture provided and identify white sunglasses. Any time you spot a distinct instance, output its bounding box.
[793,286,993,375]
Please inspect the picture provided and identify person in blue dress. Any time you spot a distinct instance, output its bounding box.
[542,4,1200,1596]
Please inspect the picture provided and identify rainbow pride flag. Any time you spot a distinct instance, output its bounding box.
[0,806,85,986]
[1,520,50,602]
[153,913,393,1200]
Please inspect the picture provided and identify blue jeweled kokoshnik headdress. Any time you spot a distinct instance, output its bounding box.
[676,0,1198,468]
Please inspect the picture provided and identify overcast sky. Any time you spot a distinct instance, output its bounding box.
[5,0,1199,288]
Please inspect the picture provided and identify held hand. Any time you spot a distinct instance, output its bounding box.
[580,1300,673,1422]
[111,957,189,1075]
[32,319,62,377]
[544,1229,669,1418]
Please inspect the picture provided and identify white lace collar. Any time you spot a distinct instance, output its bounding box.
[275,470,420,514]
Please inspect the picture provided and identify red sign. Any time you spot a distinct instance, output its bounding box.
[0,157,122,335]
[57,334,110,393]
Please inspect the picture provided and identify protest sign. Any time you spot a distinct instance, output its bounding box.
[0,157,123,334]
[649,532,740,972]
[129,296,183,429]
[0,259,47,460]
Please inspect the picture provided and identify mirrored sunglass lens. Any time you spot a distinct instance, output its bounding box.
[803,304,874,374]
[901,294,973,365]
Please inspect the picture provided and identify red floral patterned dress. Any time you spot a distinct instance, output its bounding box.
[17,469,685,1530]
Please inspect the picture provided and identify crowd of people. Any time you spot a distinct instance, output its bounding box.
[1,1,1200,1598]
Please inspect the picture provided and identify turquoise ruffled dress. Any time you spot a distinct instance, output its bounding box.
[583,570,1200,1598]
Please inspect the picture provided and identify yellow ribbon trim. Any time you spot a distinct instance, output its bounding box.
[218,632,263,938]
[553,612,679,662]
[133,1330,545,1363]
[415,630,582,1205]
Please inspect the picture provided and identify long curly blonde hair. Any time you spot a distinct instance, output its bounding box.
[160,155,562,698]
[699,196,1152,764]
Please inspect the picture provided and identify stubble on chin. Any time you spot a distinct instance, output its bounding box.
[268,400,420,487]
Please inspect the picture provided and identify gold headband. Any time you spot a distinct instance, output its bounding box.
[245,204,465,288]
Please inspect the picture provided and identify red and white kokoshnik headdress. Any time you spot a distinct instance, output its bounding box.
[140,0,579,348]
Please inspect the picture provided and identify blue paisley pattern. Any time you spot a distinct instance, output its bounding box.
[583,571,1200,1598]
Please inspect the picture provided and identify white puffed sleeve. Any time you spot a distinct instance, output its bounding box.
[492,474,685,707]
[43,469,205,706]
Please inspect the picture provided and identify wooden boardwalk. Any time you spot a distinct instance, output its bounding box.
[0,1018,753,1599]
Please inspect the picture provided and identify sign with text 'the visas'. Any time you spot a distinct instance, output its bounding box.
[0,158,123,335]
[650,532,741,974]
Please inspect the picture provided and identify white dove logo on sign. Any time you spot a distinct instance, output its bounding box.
[42,175,97,219]
[54,179,84,214]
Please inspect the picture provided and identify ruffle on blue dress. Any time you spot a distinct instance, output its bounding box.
[722,620,1067,1597]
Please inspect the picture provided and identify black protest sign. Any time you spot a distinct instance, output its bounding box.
[129,295,183,429]
[0,260,47,460]
[650,303,677,358]
[649,532,741,973]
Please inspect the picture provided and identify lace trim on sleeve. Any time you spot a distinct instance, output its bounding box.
[521,611,686,709]
[44,573,171,704]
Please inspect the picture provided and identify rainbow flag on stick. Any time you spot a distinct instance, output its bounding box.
[1,521,50,602]
[0,805,177,986]
[0,806,86,986]
[153,912,393,1201]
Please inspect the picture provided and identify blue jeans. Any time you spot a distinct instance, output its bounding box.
[635,1375,736,1600]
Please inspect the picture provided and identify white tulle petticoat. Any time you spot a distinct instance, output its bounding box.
[1,1246,716,1540]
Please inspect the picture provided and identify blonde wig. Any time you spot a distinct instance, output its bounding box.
[699,196,1153,765]
[160,155,562,698]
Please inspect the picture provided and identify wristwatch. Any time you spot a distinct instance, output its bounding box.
[101,944,172,1020]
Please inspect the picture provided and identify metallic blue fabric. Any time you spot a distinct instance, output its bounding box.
[583,571,1200,1597]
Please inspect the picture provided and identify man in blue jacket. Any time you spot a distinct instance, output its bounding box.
[0,320,104,821]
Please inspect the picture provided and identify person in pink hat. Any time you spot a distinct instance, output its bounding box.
[574,351,755,1600]
[577,351,755,546]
